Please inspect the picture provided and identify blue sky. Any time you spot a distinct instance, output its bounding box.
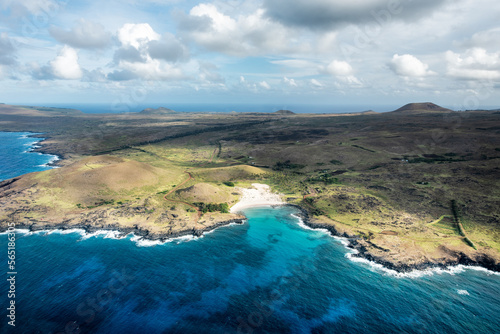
[1,0,500,111]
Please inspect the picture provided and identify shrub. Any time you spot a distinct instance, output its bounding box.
[272,160,305,171]
[194,202,230,213]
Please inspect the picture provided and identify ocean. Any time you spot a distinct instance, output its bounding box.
[1,132,499,333]
[0,132,58,182]
[44,103,400,114]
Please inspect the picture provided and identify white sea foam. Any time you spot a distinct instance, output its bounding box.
[340,243,499,278]
[38,155,60,167]
[202,221,243,236]
[0,229,31,235]
[294,223,500,279]
[79,230,124,240]
[291,214,331,236]
[47,228,87,235]
[5,221,245,248]
[130,234,200,247]
[457,289,470,295]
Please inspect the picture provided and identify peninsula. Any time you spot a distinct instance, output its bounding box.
[1,103,499,272]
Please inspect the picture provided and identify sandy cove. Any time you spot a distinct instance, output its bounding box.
[230,184,500,273]
[230,183,285,213]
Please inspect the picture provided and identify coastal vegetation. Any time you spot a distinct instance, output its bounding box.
[0,102,499,271]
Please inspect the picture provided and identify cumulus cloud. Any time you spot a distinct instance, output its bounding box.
[446,48,500,80]
[50,46,83,79]
[112,23,186,81]
[31,45,83,80]
[283,76,297,87]
[0,33,16,65]
[327,60,353,76]
[49,19,111,49]
[390,54,433,77]
[148,33,189,63]
[118,23,160,49]
[178,3,305,56]
[324,59,362,86]
[263,0,447,30]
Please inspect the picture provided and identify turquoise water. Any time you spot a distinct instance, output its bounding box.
[0,132,58,181]
[0,131,499,333]
[0,206,499,333]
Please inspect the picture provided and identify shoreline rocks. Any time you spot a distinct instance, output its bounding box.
[288,204,500,273]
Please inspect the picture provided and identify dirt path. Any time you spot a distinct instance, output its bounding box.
[303,187,317,200]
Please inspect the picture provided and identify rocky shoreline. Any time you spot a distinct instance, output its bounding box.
[7,218,246,242]
[4,201,500,273]
[289,204,500,273]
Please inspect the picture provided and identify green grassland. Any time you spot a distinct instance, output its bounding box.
[0,103,499,267]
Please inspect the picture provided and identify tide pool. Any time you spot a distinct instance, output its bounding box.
[1,206,499,333]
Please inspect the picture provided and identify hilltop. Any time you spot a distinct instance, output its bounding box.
[274,109,295,115]
[391,102,452,113]
[139,107,177,115]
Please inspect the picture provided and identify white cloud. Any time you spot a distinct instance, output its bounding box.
[259,81,271,89]
[112,23,186,81]
[50,46,82,80]
[283,76,297,87]
[49,19,111,49]
[446,48,500,80]
[118,23,160,50]
[327,60,353,76]
[325,60,363,87]
[390,54,433,77]
[311,78,323,87]
[179,4,307,56]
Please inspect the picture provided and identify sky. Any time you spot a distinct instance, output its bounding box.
[0,0,500,111]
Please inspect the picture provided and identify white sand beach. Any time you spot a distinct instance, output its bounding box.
[230,183,284,213]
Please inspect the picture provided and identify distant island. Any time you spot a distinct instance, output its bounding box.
[274,109,295,115]
[0,102,499,272]
[139,107,178,115]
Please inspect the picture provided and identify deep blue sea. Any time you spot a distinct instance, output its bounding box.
[0,132,58,182]
[1,132,499,333]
